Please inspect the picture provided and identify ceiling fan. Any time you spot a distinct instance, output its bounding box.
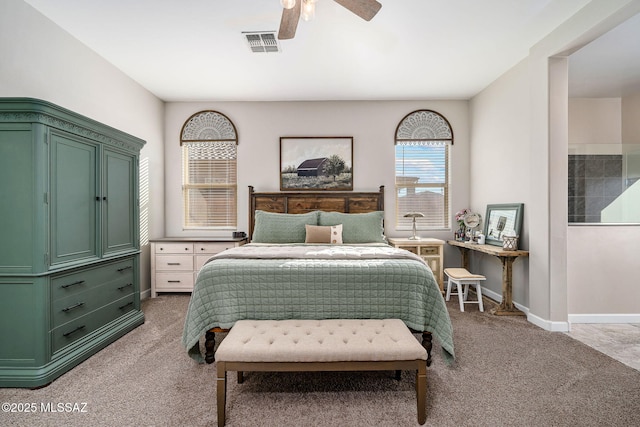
[278,0,382,40]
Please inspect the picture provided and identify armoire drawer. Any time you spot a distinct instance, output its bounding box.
[51,258,134,301]
[51,294,136,354]
[51,277,135,328]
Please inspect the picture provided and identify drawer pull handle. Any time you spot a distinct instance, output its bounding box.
[63,325,86,337]
[119,301,134,310]
[167,262,181,265]
[62,302,85,312]
[118,283,134,290]
[117,266,132,272]
[168,280,181,283]
[61,280,85,289]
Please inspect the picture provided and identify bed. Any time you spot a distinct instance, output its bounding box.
[182,186,454,366]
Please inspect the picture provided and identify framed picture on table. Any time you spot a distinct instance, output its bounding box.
[484,203,524,246]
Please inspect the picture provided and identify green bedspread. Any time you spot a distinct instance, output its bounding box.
[182,244,454,363]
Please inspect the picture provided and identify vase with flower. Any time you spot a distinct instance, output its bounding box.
[454,208,470,241]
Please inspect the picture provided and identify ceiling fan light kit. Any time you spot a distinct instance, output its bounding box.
[301,0,316,22]
[280,0,296,9]
[278,0,382,40]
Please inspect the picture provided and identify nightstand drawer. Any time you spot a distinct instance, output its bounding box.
[155,243,194,254]
[195,255,215,271]
[155,255,194,271]
[155,272,194,291]
[397,246,418,254]
[420,246,440,256]
[196,242,233,253]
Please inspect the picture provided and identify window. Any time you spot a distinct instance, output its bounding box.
[180,111,238,229]
[395,110,453,230]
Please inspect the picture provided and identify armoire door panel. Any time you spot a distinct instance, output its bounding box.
[0,125,35,273]
[103,149,136,256]
[50,132,98,266]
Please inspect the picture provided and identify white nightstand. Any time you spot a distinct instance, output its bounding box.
[388,238,445,292]
[150,237,246,297]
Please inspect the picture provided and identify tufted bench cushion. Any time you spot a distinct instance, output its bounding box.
[215,319,428,363]
[215,319,428,426]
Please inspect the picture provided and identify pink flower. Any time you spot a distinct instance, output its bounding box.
[455,208,470,224]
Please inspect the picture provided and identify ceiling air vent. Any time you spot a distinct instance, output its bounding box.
[243,31,281,53]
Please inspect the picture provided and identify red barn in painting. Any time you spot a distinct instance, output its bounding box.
[297,158,328,177]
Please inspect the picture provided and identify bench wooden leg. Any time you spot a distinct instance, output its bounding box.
[217,363,227,427]
[416,362,427,425]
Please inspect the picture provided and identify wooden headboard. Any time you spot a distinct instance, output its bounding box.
[248,185,385,241]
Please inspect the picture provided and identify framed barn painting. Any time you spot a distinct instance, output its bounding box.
[280,136,353,191]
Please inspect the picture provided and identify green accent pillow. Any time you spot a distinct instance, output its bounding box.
[318,211,386,244]
[252,210,319,243]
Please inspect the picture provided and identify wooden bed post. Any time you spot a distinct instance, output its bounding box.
[205,330,216,364]
[422,332,433,367]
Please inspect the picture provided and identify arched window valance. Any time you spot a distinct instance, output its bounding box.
[395,109,453,145]
[180,110,238,143]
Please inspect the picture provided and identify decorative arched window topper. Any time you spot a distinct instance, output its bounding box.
[180,110,238,144]
[395,110,453,145]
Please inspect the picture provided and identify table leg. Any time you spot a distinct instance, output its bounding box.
[459,248,470,270]
[489,256,525,316]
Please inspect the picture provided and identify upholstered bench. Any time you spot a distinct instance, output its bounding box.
[215,319,428,426]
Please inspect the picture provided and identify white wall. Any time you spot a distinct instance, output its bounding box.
[567,226,640,322]
[1,0,166,295]
[569,98,622,144]
[468,58,531,308]
[622,92,640,143]
[469,0,640,329]
[164,100,471,265]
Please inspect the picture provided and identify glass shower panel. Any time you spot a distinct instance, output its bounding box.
[568,144,640,224]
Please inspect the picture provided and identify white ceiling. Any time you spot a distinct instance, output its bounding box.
[22,0,640,102]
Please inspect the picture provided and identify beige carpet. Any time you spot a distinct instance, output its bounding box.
[2,294,640,426]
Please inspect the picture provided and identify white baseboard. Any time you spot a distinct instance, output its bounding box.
[481,287,571,332]
[528,312,570,332]
[481,287,529,314]
[568,313,640,324]
[140,288,151,300]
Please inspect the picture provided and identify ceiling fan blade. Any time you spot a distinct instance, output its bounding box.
[278,0,302,40]
[333,0,382,21]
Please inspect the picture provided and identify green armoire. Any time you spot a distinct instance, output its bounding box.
[0,98,145,388]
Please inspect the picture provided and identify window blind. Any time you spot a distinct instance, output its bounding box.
[395,141,450,229]
[182,141,237,228]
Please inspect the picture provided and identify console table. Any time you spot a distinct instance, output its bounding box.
[447,240,529,316]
